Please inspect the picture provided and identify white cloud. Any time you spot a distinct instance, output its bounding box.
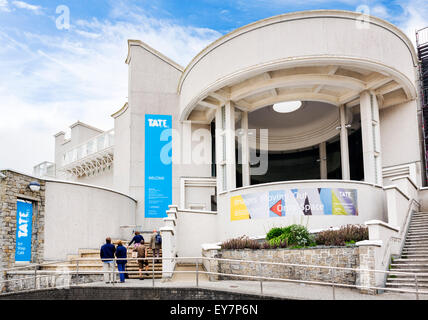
[2,1,425,174]
[0,8,221,174]
[12,0,41,12]
[393,0,428,46]
[0,0,10,12]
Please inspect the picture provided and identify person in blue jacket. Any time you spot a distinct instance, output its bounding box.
[128,231,144,249]
[115,240,128,283]
[100,237,116,283]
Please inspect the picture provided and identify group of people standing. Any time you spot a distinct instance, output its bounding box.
[100,230,162,283]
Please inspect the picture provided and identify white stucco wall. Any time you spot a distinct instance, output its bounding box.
[43,180,137,260]
[380,100,422,186]
[418,188,428,212]
[113,106,131,195]
[126,42,213,232]
[175,210,218,258]
[73,168,114,190]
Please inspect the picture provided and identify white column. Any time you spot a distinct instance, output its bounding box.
[159,228,174,278]
[319,142,327,179]
[241,111,250,186]
[215,106,225,192]
[225,101,236,190]
[360,91,382,184]
[372,92,383,184]
[339,104,350,180]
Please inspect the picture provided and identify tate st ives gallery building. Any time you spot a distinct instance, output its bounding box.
[4,11,428,271]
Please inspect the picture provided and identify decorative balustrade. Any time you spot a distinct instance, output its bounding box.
[60,129,114,177]
[62,129,114,166]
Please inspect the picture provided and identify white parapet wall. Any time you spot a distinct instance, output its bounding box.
[43,179,137,261]
[175,208,218,260]
[217,180,387,242]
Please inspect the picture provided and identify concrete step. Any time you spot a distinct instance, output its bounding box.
[42,264,103,271]
[394,259,428,263]
[128,275,162,279]
[391,263,428,268]
[409,226,428,230]
[408,225,428,228]
[403,248,428,251]
[407,229,428,235]
[404,241,428,245]
[404,244,428,248]
[406,232,428,236]
[78,254,162,260]
[409,223,428,227]
[386,278,428,288]
[405,239,428,243]
[407,232,428,237]
[385,283,428,291]
[42,264,163,271]
[387,276,428,282]
[403,248,428,252]
[401,254,428,258]
[409,225,428,229]
[406,236,428,240]
[389,268,428,273]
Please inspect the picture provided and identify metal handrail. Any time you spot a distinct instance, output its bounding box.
[378,198,421,288]
[1,256,428,299]
[398,199,421,256]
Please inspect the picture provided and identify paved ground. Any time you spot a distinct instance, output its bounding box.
[76,266,428,300]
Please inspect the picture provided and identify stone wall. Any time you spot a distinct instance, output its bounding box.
[4,271,102,293]
[0,286,280,300]
[0,170,46,292]
[203,245,377,293]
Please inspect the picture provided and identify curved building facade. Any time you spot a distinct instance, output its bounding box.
[35,10,426,259]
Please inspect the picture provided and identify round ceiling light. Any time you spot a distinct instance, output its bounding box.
[273,101,302,113]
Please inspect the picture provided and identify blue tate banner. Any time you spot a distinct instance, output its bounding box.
[145,114,172,218]
[15,201,33,262]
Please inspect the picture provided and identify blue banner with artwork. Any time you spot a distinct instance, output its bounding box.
[15,201,33,262]
[145,114,172,218]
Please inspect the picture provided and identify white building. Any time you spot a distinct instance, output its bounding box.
[33,10,428,262]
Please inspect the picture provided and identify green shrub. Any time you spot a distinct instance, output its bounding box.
[266,224,315,248]
[286,224,316,247]
[266,227,284,240]
[268,233,288,247]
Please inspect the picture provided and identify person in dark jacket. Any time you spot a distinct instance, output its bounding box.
[100,237,116,283]
[128,231,144,249]
[115,241,128,283]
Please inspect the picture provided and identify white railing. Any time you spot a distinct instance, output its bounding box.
[1,256,427,299]
[417,27,428,47]
[62,129,114,167]
[33,161,56,178]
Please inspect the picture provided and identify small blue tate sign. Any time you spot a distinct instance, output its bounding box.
[145,114,172,218]
[15,201,33,263]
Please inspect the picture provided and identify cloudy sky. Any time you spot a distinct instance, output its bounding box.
[0,0,427,175]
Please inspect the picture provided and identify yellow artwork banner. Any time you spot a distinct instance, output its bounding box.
[230,195,250,221]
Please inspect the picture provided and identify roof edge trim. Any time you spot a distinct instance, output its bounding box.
[125,39,184,72]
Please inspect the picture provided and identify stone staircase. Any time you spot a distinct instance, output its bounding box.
[386,212,428,292]
[41,240,162,280]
